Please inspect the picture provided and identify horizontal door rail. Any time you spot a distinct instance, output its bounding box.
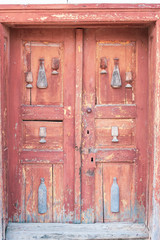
[95,104,136,119]
[20,150,64,164]
[21,105,64,120]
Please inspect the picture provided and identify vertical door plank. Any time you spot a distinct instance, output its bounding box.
[0,23,10,239]
[82,29,96,223]
[95,163,103,223]
[22,41,31,105]
[135,31,148,222]
[63,29,75,222]
[8,29,23,222]
[74,29,83,223]
[25,164,52,223]
[53,164,64,223]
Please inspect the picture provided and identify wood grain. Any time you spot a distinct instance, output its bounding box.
[53,164,64,223]
[20,150,63,164]
[96,148,137,163]
[62,29,75,222]
[95,104,136,119]
[103,163,134,222]
[24,164,52,223]
[74,29,83,223]
[22,121,63,150]
[25,41,63,106]
[21,105,64,121]
[95,119,135,148]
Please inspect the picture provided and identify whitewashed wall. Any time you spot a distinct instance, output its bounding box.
[0,0,160,4]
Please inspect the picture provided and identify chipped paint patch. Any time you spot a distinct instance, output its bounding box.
[121,199,127,208]
[81,208,94,223]
[40,17,48,21]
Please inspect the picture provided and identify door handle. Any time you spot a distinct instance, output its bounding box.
[86,107,92,113]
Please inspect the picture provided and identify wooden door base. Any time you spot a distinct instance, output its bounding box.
[6,222,149,240]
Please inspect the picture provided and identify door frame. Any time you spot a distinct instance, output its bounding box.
[0,4,160,239]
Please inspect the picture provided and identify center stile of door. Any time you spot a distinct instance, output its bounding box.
[8,28,148,224]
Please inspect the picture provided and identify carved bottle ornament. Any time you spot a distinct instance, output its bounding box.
[111,58,122,88]
[111,177,119,213]
[39,127,47,144]
[38,178,47,214]
[37,58,48,89]
[25,52,33,89]
[52,57,60,75]
[125,71,133,88]
[25,71,33,89]
[100,57,107,74]
[112,126,119,143]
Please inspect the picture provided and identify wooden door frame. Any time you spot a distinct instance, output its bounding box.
[0,4,160,239]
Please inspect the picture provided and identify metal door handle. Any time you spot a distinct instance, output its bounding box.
[86,108,92,113]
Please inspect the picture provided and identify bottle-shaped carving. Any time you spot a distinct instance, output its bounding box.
[111,58,122,88]
[25,72,33,89]
[100,57,107,74]
[111,177,119,213]
[52,57,60,75]
[38,178,47,214]
[37,58,48,89]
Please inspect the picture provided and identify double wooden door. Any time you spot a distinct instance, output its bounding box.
[8,28,148,224]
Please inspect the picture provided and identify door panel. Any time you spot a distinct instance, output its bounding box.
[96,41,136,104]
[102,163,134,222]
[8,28,75,223]
[22,121,63,150]
[23,41,63,106]
[82,28,148,223]
[24,164,53,223]
[95,119,135,147]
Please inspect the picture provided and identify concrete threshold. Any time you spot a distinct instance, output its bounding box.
[6,222,149,240]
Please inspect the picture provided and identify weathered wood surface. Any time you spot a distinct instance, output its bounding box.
[74,29,83,223]
[95,104,136,119]
[0,4,160,240]
[81,29,96,223]
[95,148,137,163]
[22,121,63,150]
[80,28,148,223]
[8,28,76,223]
[0,5,159,26]
[150,19,160,240]
[21,105,64,120]
[0,23,9,240]
[6,223,149,240]
[20,150,64,164]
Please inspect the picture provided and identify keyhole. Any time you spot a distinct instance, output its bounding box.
[91,157,93,162]
[87,130,89,134]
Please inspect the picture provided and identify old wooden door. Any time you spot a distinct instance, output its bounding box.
[9,28,76,223]
[8,28,148,224]
[81,28,148,223]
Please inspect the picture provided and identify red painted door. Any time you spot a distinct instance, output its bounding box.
[8,28,148,224]
[81,28,148,223]
[8,29,76,223]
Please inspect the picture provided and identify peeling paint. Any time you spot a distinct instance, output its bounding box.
[40,17,48,21]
